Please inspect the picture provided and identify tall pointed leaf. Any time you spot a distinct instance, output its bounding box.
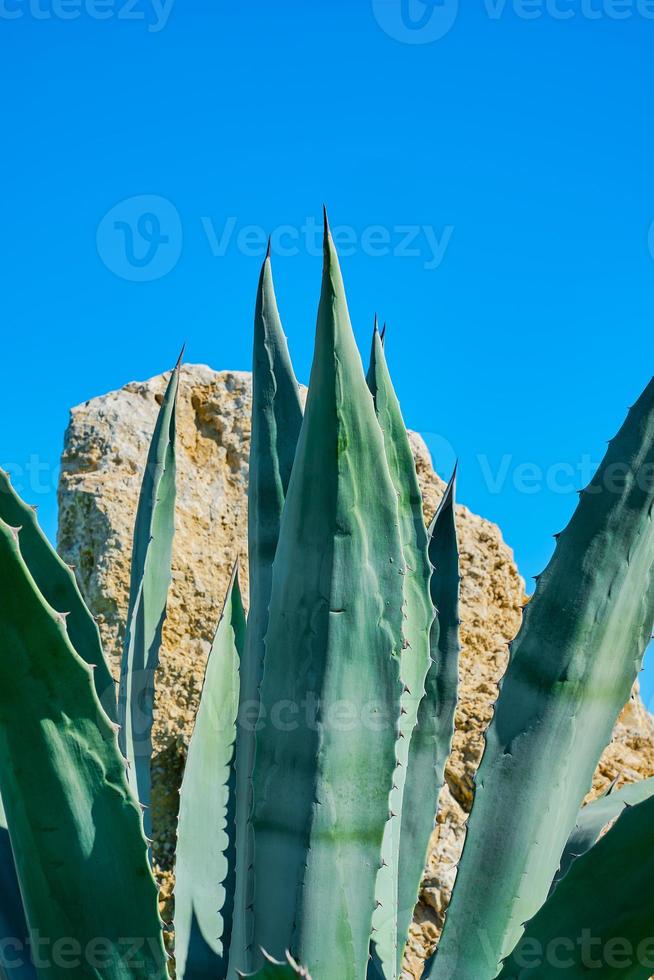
[366,322,435,978]
[0,469,115,720]
[0,519,166,980]
[397,469,460,969]
[118,356,180,836]
[175,566,245,980]
[252,217,405,980]
[229,251,303,978]
[498,792,654,980]
[432,378,654,980]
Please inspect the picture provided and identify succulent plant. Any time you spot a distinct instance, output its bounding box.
[0,474,167,980]
[0,214,654,980]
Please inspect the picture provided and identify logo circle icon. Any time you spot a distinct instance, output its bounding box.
[372,0,459,44]
[96,195,183,283]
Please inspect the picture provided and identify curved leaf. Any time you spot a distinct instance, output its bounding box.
[0,473,117,979]
[433,378,654,980]
[0,469,115,720]
[498,792,654,980]
[552,775,654,891]
[0,519,166,980]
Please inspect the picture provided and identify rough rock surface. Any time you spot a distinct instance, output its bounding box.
[57,365,654,978]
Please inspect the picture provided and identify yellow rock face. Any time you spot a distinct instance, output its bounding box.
[57,364,654,979]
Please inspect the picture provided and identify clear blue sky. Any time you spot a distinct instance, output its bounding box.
[1,1,653,698]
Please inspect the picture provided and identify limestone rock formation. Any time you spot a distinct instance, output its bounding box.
[57,364,654,978]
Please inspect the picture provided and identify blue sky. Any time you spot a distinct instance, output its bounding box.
[1,0,653,697]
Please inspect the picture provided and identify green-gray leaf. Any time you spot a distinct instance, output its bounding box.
[433,377,654,980]
[175,566,245,980]
[0,472,117,978]
[118,356,180,838]
[252,217,405,980]
[240,952,311,979]
[366,323,435,979]
[0,794,35,980]
[229,251,303,980]
[0,469,115,720]
[498,791,654,980]
[0,519,166,980]
[552,775,654,891]
[398,469,460,970]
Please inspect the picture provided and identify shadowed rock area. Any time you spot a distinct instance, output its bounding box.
[57,364,654,978]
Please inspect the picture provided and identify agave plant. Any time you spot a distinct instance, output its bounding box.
[0,213,654,980]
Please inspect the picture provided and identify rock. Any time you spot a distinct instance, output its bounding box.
[57,364,654,978]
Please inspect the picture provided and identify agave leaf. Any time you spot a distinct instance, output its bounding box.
[552,775,654,891]
[229,251,303,979]
[240,952,311,979]
[252,216,405,980]
[118,356,180,836]
[0,519,166,980]
[0,474,116,975]
[366,321,435,978]
[397,468,460,969]
[0,469,115,720]
[175,566,245,980]
[498,792,654,980]
[432,378,654,980]
[0,795,35,980]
